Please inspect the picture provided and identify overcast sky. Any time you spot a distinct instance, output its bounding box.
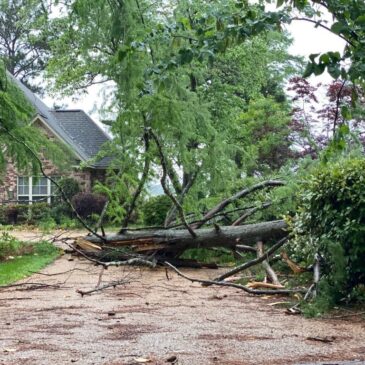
[43,12,347,123]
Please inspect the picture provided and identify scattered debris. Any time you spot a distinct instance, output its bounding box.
[3,348,16,353]
[285,307,302,315]
[166,355,177,363]
[134,357,152,363]
[306,336,336,343]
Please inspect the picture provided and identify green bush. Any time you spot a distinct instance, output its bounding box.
[290,158,365,308]
[50,177,82,220]
[0,232,22,260]
[19,202,51,224]
[0,203,51,225]
[49,204,72,224]
[54,177,81,202]
[0,205,6,224]
[143,195,172,226]
[38,217,57,233]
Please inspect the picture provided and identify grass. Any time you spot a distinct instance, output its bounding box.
[0,237,61,286]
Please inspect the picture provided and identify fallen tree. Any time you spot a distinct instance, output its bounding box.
[79,220,287,261]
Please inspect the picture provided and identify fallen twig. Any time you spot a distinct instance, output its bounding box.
[76,279,131,296]
[28,268,90,276]
[306,336,336,343]
[246,282,285,289]
[0,283,61,290]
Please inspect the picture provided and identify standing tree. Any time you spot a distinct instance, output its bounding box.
[47,0,301,229]
[0,0,53,92]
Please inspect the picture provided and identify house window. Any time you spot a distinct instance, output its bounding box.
[17,176,59,204]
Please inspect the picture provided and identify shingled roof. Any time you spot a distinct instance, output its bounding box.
[9,72,111,168]
[51,110,111,168]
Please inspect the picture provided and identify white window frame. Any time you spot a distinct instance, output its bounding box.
[17,176,59,204]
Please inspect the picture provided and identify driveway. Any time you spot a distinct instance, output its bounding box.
[0,236,364,364]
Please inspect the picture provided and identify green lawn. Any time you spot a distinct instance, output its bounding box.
[0,241,60,285]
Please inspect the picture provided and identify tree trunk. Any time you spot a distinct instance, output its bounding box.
[84,220,287,256]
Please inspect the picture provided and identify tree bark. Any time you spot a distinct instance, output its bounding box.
[84,220,287,256]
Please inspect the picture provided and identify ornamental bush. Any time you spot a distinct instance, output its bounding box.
[1,203,51,225]
[290,158,365,306]
[72,192,107,220]
[54,177,81,202]
[143,195,172,226]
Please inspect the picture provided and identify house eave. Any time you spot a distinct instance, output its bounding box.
[30,114,86,163]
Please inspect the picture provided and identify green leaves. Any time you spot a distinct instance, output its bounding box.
[303,52,342,78]
[178,48,194,65]
[290,157,365,305]
[331,21,348,35]
[0,61,68,173]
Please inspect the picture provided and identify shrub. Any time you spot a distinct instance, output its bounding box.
[51,177,82,220]
[5,205,19,224]
[19,202,51,224]
[72,192,107,220]
[0,205,6,224]
[0,203,52,225]
[54,177,81,202]
[290,158,365,308]
[38,217,57,233]
[49,204,73,224]
[143,195,171,226]
[0,232,22,260]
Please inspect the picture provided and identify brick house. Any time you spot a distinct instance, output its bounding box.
[0,75,111,204]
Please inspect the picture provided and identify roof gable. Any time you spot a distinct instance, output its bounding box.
[7,72,111,168]
[51,110,111,168]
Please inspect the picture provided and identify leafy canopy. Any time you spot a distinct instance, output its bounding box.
[48,0,300,225]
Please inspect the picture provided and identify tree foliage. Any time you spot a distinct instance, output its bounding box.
[0,61,68,175]
[0,0,53,92]
[288,76,365,159]
[289,158,365,307]
[265,0,365,85]
[47,0,300,226]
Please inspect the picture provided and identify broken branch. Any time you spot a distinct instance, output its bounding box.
[192,180,284,229]
[212,237,288,283]
[165,262,306,295]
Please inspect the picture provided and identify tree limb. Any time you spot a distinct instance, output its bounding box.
[232,202,272,226]
[212,237,288,283]
[120,128,151,232]
[192,180,284,229]
[164,168,200,227]
[149,129,196,238]
[165,262,306,295]
[256,240,282,286]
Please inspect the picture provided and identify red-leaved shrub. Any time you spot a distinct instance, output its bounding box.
[71,192,107,219]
